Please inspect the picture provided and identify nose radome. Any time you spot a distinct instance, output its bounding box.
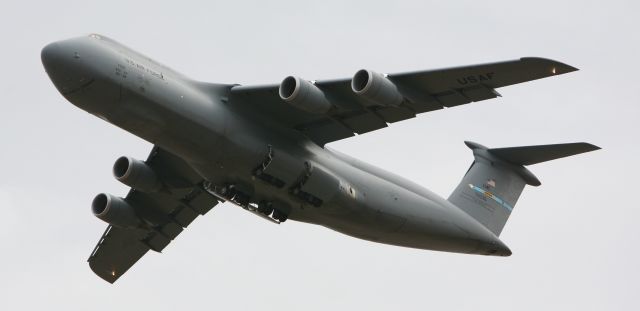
[41,42,62,73]
[41,39,91,95]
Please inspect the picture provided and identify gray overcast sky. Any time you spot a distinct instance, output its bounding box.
[1,0,638,310]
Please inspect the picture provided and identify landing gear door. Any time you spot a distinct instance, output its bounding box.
[254,146,306,188]
[299,164,340,203]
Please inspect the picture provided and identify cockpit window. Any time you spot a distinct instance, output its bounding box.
[88,33,103,40]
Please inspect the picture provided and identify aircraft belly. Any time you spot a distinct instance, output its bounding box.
[317,198,486,254]
[299,152,501,255]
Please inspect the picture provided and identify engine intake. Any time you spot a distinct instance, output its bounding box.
[113,156,161,192]
[351,69,403,107]
[92,193,141,228]
[279,76,331,114]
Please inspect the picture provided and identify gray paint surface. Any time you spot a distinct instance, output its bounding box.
[1,1,638,310]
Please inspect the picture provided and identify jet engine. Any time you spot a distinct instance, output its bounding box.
[279,76,332,114]
[113,156,161,192]
[351,69,403,107]
[91,193,141,228]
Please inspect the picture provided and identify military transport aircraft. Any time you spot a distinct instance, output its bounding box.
[42,34,599,283]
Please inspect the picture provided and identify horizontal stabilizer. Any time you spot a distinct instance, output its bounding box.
[484,142,600,166]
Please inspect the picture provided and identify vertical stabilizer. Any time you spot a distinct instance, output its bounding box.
[448,141,599,236]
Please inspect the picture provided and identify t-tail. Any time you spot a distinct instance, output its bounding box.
[448,141,600,236]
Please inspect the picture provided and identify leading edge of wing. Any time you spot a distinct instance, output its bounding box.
[230,57,577,99]
[232,57,577,91]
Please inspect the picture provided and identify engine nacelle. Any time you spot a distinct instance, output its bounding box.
[113,156,161,192]
[91,193,141,228]
[351,69,403,107]
[279,76,331,114]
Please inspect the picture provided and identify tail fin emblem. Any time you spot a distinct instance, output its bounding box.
[484,179,496,190]
[468,184,513,212]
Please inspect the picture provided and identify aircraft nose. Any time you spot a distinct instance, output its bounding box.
[41,42,62,71]
[41,40,92,95]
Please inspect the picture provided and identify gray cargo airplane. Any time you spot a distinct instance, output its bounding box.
[42,34,599,283]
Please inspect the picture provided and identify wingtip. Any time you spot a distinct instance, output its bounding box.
[580,142,602,152]
[89,261,119,284]
[520,57,579,74]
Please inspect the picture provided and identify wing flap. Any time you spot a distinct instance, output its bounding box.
[436,91,471,107]
[462,84,501,102]
[340,112,388,134]
[171,206,199,227]
[298,120,354,146]
[375,106,416,123]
